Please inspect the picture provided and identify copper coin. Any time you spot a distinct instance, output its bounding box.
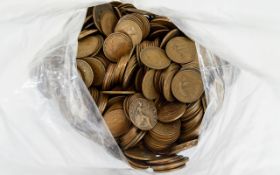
[147,155,184,165]
[151,157,188,172]
[140,47,171,69]
[160,29,180,48]
[153,164,186,172]
[122,55,138,88]
[104,109,130,137]
[124,131,146,150]
[78,29,99,40]
[77,35,103,58]
[171,69,204,103]
[127,158,149,169]
[169,139,198,155]
[100,9,118,36]
[90,87,99,102]
[93,4,114,33]
[101,90,135,95]
[97,93,108,114]
[128,96,157,131]
[124,147,157,161]
[166,36,196,64]
[144,134,171,152]
[76,59,94,87]
[107,96,125,108]
[83,57,105,86]
[142,69,159,100]
[102,63,116,90]
[115,17,143,45]
[158,102,186,123]
[103,32,133,62]
[162,63,180,102]
[120,126,139,147]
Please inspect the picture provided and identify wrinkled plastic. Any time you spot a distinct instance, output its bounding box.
[1,0,280,175]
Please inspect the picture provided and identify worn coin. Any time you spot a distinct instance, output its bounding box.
[83,57,105,86]
[140,47,171,69]
[166,36,196,64]
[158,102,186,123]
[77,35,103,58]
[76,59,94,87]
[103,32,133,62]
[104,109,131,137]
[124,147,158,161]
[142,69,159,100]
[128,96,157,130]
[169,139,198,155]
[171,69,204,103]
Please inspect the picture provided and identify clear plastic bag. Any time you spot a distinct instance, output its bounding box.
[1,0,280,174]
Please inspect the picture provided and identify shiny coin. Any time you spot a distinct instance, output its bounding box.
[104,109,131,137]
[158,102,186,123]
[171,69,204,103]
[140,47,171,69]
[128,95,157,130]
[77,35,103,58]
[103,32,133,62]
[124,147,157,161]
[142,69,159,100]
[76,59,94,87]
[166,36,196,64]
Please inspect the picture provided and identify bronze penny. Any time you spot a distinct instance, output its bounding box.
[115,16,143,45]
[124,147,157,161]
[104,109,130,137]
[160,28,180,48]
[166,36,196,64]
[97,93,108,114]
[120,126,139,147]
[169,139,198,155]
[128,96,157,131]
[124,131,146,150]
[101,90,135,95]
[153,164,186,172]
[100,10,118,36]
[142,69,159,100]
[162,63,180,102]
[171,69,204,103]
[127,158,149,169]
[151,157,188,172]
[102,63,116,90]
[158,102,186,123]
[147,155,184,165]
[83,57,105,86]
[78,29,99,40]
[77,35,103,58]
[103,32,133,62]
[140,47,171,69]
[122,55,138,88]
[90,87,99,102]
[76,59,94,87]
[107,96,125,108]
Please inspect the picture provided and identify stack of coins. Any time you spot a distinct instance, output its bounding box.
[76,2,207,172]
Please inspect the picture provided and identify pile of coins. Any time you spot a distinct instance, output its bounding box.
[76,2,207,172]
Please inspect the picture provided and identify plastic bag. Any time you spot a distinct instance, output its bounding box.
[1,0,280,174]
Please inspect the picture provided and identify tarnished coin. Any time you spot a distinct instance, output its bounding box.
[77,59,94,87]
[162,63,180,102]
[104,109,131,137]
[153,164,186,172]
[169,139,198,155]
[151,157,188,172]
[166,36,196,64]
[160,28,180,48]
[78,29,99,40]
[124,131,146,150]
[158,102,186,123]
[142,69,159,100]
[140,47,171,69]
[103,32,133,62]
[127,158,149,169]
[128,96,157,130]
[147,155,184,165]
[77,35,103,58]
[171,69,204,103]
[83,57,105,86]
[115,16,143,45]
[124,147,157,161]
[101,90,135,95]
[97,93,108,114]
[100,9,118,36]
[102,63,116,90]
[120,126,139,147]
